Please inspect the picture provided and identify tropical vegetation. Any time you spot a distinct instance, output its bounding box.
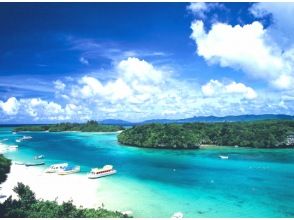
[118,120,294,149]
[14,120,124,132]
[0,183,128,218]
[0,155,11,184]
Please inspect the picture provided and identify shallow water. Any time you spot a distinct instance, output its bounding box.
[1,126,294,217]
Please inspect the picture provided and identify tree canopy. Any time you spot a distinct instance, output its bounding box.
[0,155,11,184]
[14,121,124,132]
[0,183,129,218]
[118,120,294,149]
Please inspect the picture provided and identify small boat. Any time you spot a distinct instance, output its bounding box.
[25,162,45,166]
[12,132,16,135]
[22,136,32,140]
[58,165,80,175]
[219,155,229,160]
[88,165,117,179]
[171,212,183,219]
[34,155,45,160]
[8,145,18,151]
[16,139,22,143]
[122,210,133,216]
[14,161,24,165]
[45,163,68,173]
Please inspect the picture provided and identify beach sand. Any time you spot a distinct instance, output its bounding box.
[0,164,104,209]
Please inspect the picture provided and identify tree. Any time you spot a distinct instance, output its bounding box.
[0,155,11,184]
[0,183,129,218]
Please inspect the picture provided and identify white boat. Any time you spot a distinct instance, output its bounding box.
[45,163,68,173]
[8,145,18,151]
[34,155,45,160]
[122,210,133,216]
[58,165,80,175]
[219,155,229,160]
[14,161,24,165]
[12,132,16,135]
[16,139,22,143]
[88,165,117,179]
[22,136,32,140]
[171,212,183,219]
[25,162,45,167]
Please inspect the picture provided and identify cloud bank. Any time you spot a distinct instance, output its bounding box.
[1,57,265,122]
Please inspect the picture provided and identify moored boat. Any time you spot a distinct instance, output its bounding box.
[219,155,229,160]
[171,212,183,219]
[88,165,116,179]
[22,136,32,140]
[25,162,45,166]
[8,145,18,151]
[14,161,24,165]
[34,155,45,159]
[45,163,68,173]
[58,165,80,175]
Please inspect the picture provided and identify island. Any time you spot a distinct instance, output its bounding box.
[14,121,124,133]
[118,120,294,149]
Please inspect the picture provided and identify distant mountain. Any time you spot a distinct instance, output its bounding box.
[99,114,294,126]
[143,114,294,124]
[100,119,134,126]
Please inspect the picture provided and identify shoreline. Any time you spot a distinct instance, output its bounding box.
[0,163,109,210]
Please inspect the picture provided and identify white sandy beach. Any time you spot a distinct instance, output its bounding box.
[0,163,104,209]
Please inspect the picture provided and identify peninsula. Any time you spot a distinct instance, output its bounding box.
[118,120,294,149]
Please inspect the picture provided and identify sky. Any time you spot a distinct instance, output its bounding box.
[0,2,294,123]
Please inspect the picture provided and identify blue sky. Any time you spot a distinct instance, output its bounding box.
[0,2,294,123]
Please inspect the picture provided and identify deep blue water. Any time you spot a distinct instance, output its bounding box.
[1,127,294,217]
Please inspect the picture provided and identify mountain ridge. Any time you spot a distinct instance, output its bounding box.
[100,114,294,125]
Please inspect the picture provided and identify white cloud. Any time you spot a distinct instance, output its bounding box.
[1,57,292,122]
[250,3,294,48]
[187,3,224,18]
[52,57,268,121]
[190,20,294,90]
[79,57,89,65]
[0,97,92,122]
[0,97,20,115]
[202,80,257,100]
[54,80,66,91]
[187,3,209,18]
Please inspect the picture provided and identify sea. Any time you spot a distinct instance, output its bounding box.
[0,126,293,217]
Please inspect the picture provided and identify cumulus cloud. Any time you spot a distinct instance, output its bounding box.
[250,3,294,48]
[202,80,257,100]
[0,94,94,122]
[51,57,267,121]
[54,80,66,91]
[1,57,292,122]
[0,97,20,115]
[190,20,294,90]
[187,2,224,18]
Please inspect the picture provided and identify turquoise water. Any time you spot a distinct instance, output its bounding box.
[1,126,294,217]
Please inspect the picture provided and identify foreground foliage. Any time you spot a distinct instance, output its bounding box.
[118,120,294,149]
[0,155,11,184]
[0,183,128,218]
[14,120,124,132]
